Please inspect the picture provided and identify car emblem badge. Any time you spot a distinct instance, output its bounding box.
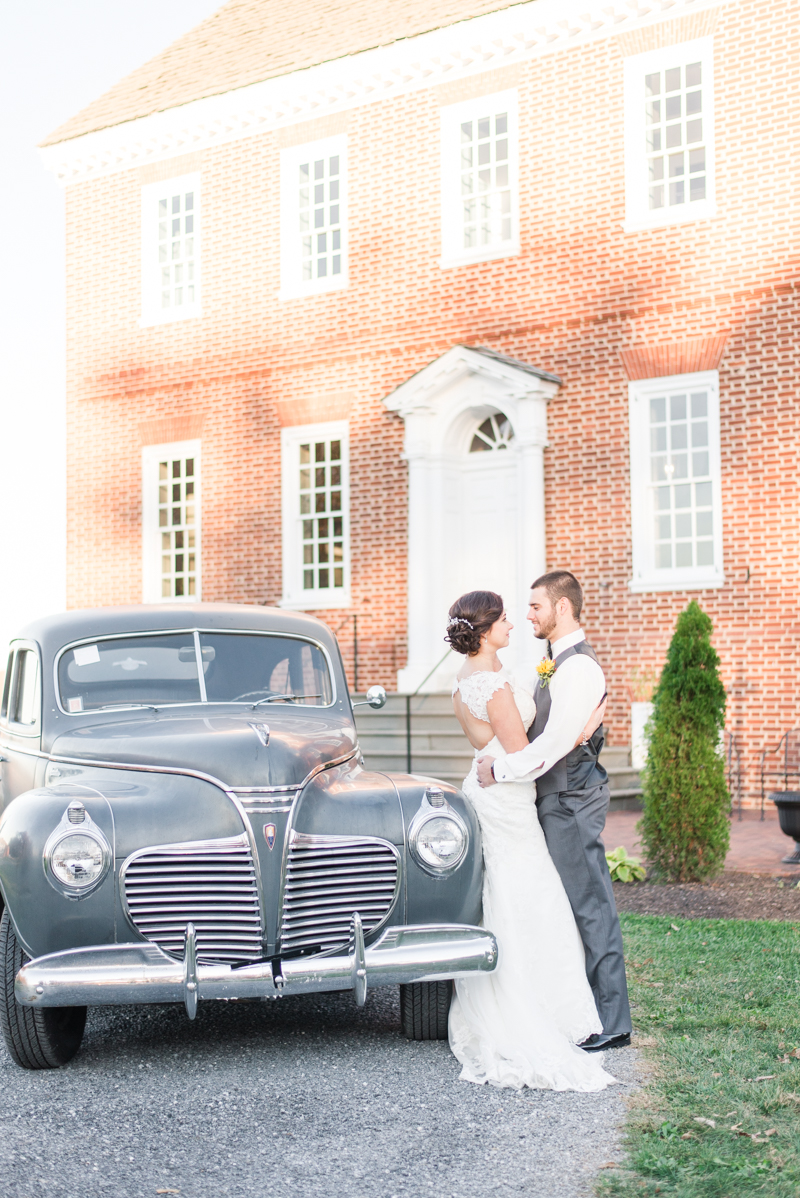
[248,721,270,747]
[264,823,277,850]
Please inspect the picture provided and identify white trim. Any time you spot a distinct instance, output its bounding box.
[280,420,351,610]
[385,346,558,692]
[623,37,716,233]
[279,135,348,301]
[140,172,202,326]
[439,90,520,268]
[628,370,724,593]
[141,439,202,603]
[40,0,731,184]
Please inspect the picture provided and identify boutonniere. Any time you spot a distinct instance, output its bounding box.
[536,658,556,689]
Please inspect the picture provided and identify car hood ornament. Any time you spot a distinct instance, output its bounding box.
[247,721,270,746]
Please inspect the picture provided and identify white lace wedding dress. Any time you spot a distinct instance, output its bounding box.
[448,668,616,1092]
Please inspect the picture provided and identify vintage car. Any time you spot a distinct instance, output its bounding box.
[0,604,495,1068]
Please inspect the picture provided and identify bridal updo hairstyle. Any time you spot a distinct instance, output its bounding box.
[444,590,504,657]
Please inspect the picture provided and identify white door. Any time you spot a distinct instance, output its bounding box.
[442,414,531,674]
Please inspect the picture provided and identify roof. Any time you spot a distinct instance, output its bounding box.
[42,0,523,147]
[15,603,336,658]
[467,345,562,385]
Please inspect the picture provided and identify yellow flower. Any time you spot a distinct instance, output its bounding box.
[536,658,556,688]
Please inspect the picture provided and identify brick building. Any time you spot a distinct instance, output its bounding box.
[40,0,800,803]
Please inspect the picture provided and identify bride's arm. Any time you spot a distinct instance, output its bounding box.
[574,696,607,748]
[485,685,529,755]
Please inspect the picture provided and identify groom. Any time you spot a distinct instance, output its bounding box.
[476,571,631,1051]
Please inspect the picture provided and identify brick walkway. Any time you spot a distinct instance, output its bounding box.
[605,806,800,876]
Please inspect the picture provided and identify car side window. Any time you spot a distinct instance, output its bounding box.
[0,651,13,721]
[10,650,40,728]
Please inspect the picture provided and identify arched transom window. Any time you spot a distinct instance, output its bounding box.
[470,413,515,453]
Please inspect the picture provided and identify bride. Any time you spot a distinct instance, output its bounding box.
[446,590,616,1092]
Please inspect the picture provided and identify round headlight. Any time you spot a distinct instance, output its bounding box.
[50,834,106,888]
[411,812,468,873]
[44,803,112,898]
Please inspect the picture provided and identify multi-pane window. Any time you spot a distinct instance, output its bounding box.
[141,173,201,324]
[159,190,197,307]
[281,423,350,608]
[440,91,519,266]
[158,455,198,598]
[645,62,705,211]
[142,440,201,603]
[649,390,713,569]
[460,112,511,250]
[624,40,713,230]
[299,156,342,282]
[629,372,722,591]
[300,438,344,592]
[280,137,347,298]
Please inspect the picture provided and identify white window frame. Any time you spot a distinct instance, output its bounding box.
[142,440,202,603]
[623,38,715,233]
[439,89,520,269]
[140,172,202,327]
[629,370,723,593]
[279,135,348,301]
[280,420,351,610]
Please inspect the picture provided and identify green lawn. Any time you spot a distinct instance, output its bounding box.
[600,913,800,1197]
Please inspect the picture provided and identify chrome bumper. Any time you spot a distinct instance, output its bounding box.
[15,923,497,1019]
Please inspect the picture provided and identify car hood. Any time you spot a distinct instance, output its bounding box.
[48,707,357,790]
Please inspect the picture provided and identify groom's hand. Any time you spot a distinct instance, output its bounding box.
[476,756,496,787]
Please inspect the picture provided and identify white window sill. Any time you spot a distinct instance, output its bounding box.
[439,242,520,270]
[140,305,203,328]
[628,573,725,594]
[279,592,352,611]
[278,276,348,303]
[623,203,717,234]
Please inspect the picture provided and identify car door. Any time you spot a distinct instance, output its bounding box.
[0,643,44,812]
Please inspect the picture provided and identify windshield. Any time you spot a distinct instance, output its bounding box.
[57,632,333,712]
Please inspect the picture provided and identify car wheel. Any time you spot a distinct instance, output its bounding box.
[399,980,452,1040]
[0,910,87,1069]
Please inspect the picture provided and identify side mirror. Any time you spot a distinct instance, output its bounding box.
[353,684,387,709]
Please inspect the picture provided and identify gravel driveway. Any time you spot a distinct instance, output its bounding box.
[0,990,637,1198]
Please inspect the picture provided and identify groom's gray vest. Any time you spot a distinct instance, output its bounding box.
[527,640,608,798]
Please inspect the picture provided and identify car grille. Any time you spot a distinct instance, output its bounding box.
[279,832,400,955]
[122,834,263,965]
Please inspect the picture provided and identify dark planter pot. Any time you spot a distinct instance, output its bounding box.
[769,791,800,864]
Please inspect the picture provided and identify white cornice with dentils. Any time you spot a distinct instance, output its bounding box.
[41,0,729,185]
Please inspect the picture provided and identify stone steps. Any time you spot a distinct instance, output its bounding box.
[354,693,642,809]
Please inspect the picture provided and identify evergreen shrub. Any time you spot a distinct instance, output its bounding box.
[639,600,730,882]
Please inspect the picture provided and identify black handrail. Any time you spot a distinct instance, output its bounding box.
[404,648,453,775]
[725,732,743,821]
[759,729,800,822]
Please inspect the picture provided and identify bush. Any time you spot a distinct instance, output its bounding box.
[638,600,730,882]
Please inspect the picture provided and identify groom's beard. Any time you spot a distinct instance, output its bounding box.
[532,617,558,641]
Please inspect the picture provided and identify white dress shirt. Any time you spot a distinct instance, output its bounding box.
[491,629,606,783]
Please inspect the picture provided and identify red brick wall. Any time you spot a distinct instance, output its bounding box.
[64,0,799,804]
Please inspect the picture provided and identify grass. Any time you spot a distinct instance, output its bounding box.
[599,913,800,1197]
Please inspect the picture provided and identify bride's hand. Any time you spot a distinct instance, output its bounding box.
[575,696,606,748]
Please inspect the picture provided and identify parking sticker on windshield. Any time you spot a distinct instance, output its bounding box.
[67,697,84,712]
[73,644,100,667]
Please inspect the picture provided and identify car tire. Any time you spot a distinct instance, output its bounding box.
[0,910,87,1069]
[399,980,452,1040]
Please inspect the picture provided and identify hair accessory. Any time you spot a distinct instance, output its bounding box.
[447,616,474,630]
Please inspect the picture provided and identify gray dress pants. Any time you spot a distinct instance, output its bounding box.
[535,783,631,1036]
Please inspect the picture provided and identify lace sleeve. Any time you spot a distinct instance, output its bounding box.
[456,671,510,723]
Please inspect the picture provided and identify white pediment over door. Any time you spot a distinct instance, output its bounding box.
[383,345,561,693]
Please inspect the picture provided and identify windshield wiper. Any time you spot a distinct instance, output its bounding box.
[95,703,159,712]
[250,693,322,709]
